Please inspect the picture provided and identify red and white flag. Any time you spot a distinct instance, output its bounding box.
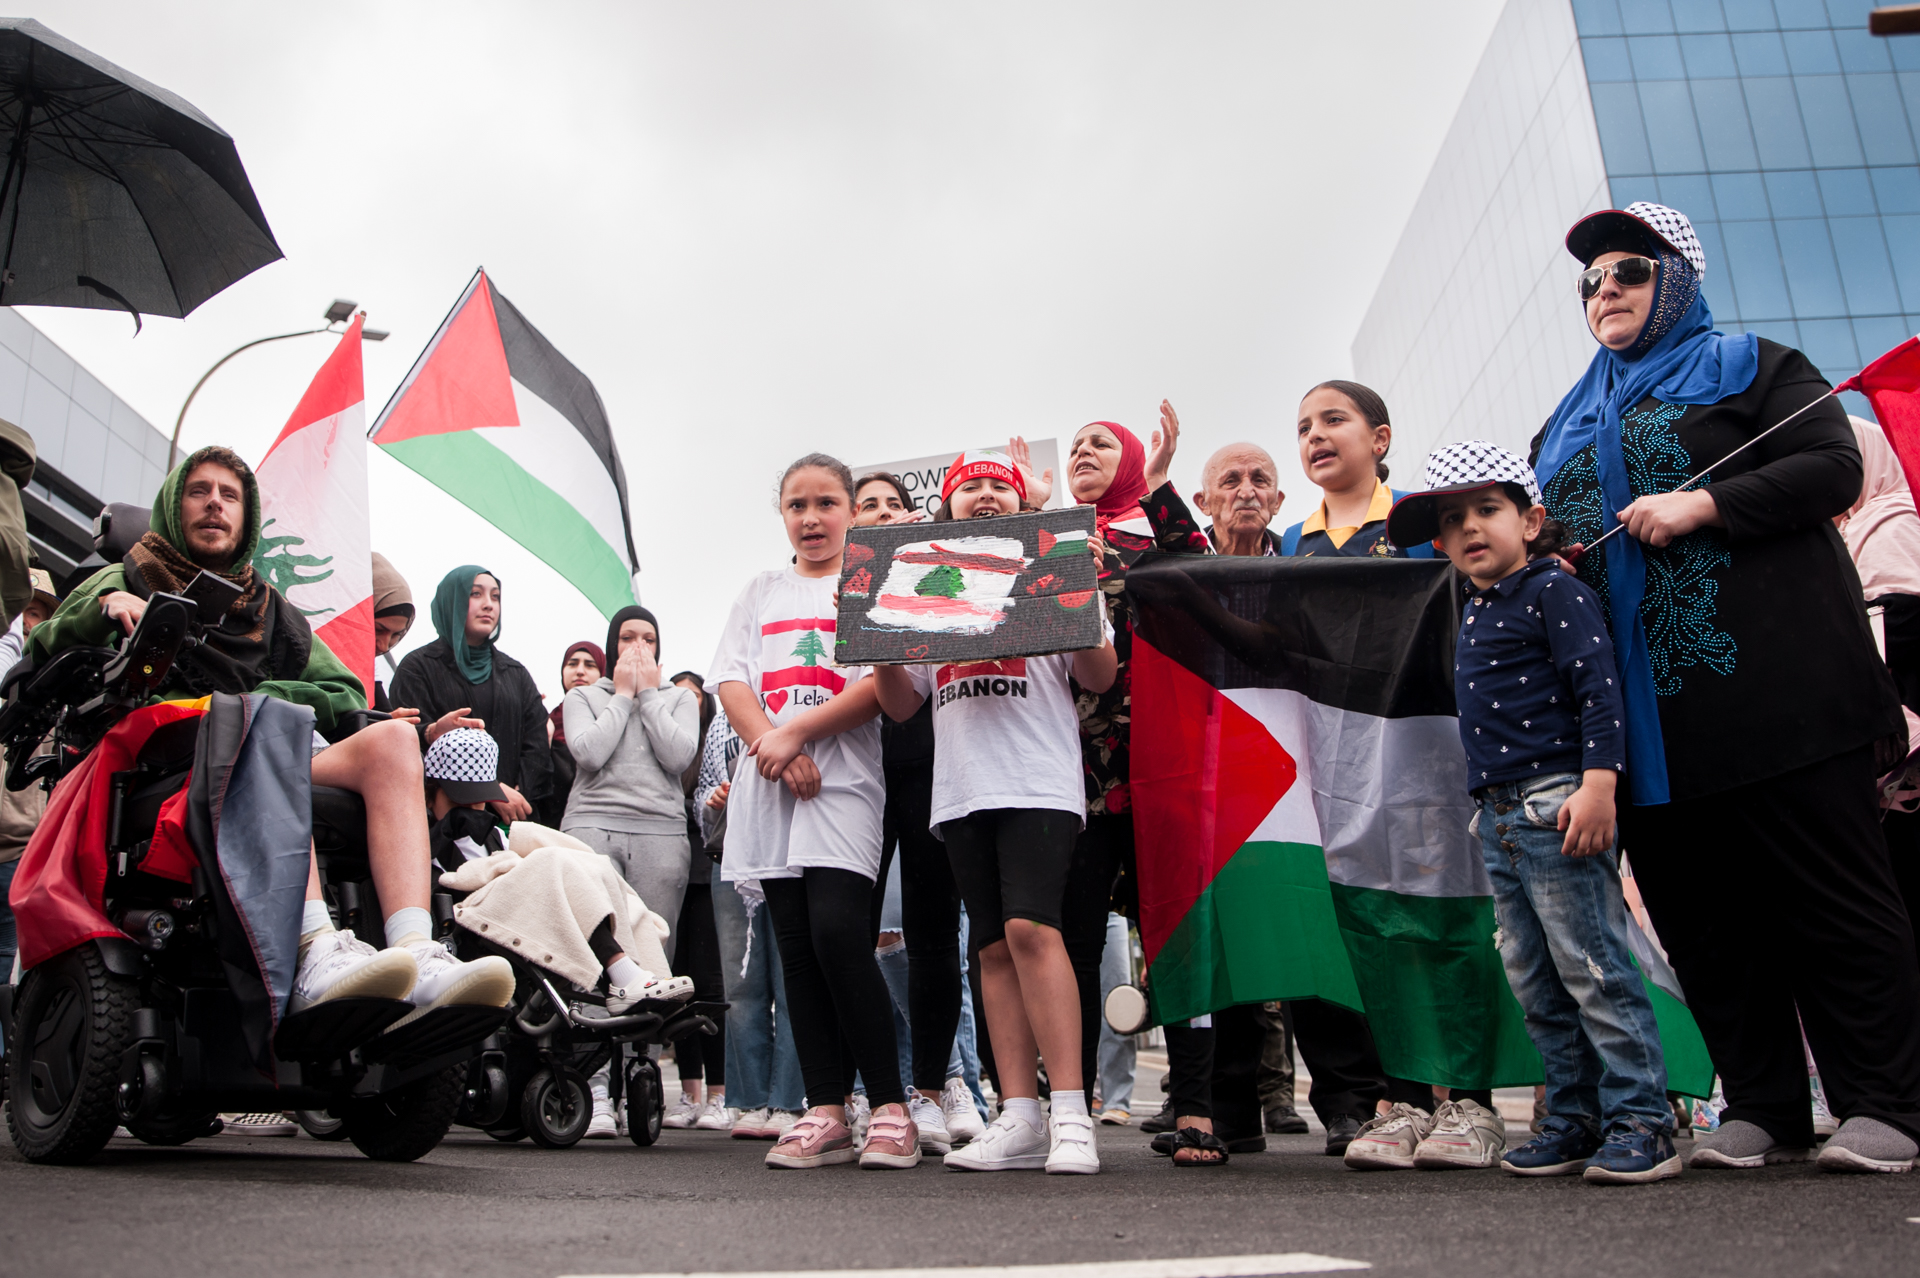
[253,316,373,702]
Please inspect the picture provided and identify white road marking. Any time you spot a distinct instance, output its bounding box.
[561,1256,1371,1278]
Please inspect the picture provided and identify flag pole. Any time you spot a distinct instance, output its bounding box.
[1572,387,1839,562]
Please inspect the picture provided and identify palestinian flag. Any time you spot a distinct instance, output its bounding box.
[367,269,640,617]
[1127,553,1713,1095]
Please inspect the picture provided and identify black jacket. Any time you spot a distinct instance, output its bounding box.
[390,638,552,805]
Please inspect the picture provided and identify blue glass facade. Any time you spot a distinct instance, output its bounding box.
[1572,0,1920,414]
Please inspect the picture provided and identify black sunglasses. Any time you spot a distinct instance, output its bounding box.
[1577,256,1656,300]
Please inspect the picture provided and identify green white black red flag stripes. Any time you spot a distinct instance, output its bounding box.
[1127,554,1712,1095]
[368,269,640,618]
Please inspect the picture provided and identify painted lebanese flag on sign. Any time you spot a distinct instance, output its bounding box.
[253,316,374,703]
[867,535,1029,634]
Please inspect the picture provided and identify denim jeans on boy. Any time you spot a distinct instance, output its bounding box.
[1477,772,1670,1134]
[712,876,805,1112]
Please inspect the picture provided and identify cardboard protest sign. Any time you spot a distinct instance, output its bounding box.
[834,505,1101,665]
[856,439,1064,519]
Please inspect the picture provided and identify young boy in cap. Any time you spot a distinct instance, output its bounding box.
[424,725,513,869]
[1387,441,1678,1185]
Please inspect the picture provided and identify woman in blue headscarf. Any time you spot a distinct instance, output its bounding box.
[1530,203,1920,1173]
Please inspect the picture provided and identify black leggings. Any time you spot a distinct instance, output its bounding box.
[670,883,725,1086]
[874,762,964,1092]
[763,867,905,1109]
[1062,813,1127,1094]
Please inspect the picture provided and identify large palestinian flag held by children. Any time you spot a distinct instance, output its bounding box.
[367,269,641,618]
[1126,553,1713,1096]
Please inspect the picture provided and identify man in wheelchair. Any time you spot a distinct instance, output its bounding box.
[26,446,513,1024]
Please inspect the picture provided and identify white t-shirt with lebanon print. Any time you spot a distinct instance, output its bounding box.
[708,567,884,882]
[904,610,1112,835]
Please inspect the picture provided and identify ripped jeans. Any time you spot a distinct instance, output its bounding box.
[1476,773,1671,1133]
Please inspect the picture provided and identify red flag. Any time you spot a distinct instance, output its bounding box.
[1839,337,1920,505]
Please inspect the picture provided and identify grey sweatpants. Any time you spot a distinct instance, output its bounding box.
[564,827,691,965]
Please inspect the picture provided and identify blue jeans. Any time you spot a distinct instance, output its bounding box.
[874,909,988,1116]
[1096,912,1137,1113]
[712,877,805,1112]
[1478,773,1670,1133]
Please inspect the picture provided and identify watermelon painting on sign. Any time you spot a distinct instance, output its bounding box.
[835,506,1102,665]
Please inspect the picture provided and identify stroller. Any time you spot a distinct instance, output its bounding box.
[0,584,507,1164]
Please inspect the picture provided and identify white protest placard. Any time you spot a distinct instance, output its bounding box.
[855,439,1064,518]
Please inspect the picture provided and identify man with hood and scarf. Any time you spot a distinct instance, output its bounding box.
[390,565,551,823]
[27,446,514,1022]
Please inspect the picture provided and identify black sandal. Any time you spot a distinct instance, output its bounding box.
[1170,1125,1230,1167]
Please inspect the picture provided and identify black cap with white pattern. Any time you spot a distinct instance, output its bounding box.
[1565,201,1705,281]
[1386,440,1543,549]
[423,726,509,804]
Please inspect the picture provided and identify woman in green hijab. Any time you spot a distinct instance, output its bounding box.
[390,565,551,821]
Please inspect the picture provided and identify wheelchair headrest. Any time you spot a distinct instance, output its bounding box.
[93,502,150,561]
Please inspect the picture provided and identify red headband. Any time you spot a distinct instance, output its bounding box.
[941,450,1027,504]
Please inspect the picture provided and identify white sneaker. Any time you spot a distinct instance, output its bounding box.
[944,1111,1049,1171]
[941,1077,986,1145]
[585,1100,618,1140]
[731,1106,773,1139]
[1046,1109,1100,1174]
[291,930,416,1010]
[606,974,697,1015]
[662,1094,704,1129]
[766,1109,802,1140]
[394,939,514,1028]
[1413,1098,1506,1169]
[1811,1073,1839,1140]
[1344,1103,1433,1170]
[695,1099,736,1131]
[845,1093,871,1143]
[910,1093,952,1154]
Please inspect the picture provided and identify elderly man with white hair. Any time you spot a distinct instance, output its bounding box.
[1143,413,1285,557]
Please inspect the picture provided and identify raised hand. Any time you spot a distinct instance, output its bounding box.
[425,707,484,744]
[1145,400,1181,493]
[1009,435,1054,508]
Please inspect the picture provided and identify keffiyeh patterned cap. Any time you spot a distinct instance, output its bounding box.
[1385,440,1543,549]
[1565,201,1705,282]
[423,726,508,804]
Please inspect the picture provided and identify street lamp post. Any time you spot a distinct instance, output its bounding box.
[167,299,389,470]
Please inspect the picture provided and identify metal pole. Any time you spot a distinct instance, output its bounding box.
[167,327,332,470]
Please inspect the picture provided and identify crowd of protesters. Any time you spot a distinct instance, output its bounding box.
[6,199,1920,1181]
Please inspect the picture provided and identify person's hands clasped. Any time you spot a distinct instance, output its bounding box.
[1145,399,1181,492]
[490,782,533,823]
[1616,489,1720,548]
[100,590,147,637]
[424,707,484,745]
[780,753,822,801]
[1009,435,1053,508]
[613,640,660,698]
[749,722,823,799]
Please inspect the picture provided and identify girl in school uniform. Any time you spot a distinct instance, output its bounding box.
[1283,381,1437,560]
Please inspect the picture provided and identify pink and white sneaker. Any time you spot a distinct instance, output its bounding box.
[859,1102,922,1169]
[764,1109,857,1169]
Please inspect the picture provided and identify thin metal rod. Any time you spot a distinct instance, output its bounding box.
[1577,388,1838,559]
[168,327,332,470]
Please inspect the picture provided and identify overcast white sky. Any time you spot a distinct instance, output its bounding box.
[20,0,1505,703]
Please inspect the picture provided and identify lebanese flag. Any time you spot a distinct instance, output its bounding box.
[254,315,373,701]
[1127,553,1715,1096]
[368,269,640,618]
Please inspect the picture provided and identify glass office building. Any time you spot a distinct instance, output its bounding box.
[1353,0,1912,463]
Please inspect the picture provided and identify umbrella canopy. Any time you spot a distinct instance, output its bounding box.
[0,19,281,325]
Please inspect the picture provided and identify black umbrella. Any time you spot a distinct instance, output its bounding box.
[0,18,282,329]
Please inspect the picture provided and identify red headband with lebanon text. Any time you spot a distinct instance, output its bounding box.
[941,450,1027,504]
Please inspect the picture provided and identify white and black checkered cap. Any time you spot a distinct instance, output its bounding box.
[1565,201,1705,282]
[1385,441,1543,549]
[423,726,508,804]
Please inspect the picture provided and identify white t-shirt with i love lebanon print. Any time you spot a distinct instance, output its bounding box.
[709,567,884,881]
[904,609,1112,836]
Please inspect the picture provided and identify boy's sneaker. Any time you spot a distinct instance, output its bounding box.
[223,1112,296,1137]
[694,1099,736,1131]
[945,1112,1050,1171]
[1810,1073,1838,1140]
[1101,1106,1133,1127]
[1343,1103,1432,1170]
[765,1110,857,1169]
[1046,1109,1100,1174]
[1816,1117,1918,1173]
[1583,1118,1682,1184]
[1689,1119,1811,1169]
[392,939,513,1027]
[585,1098,618,1140]
[662,1094,704,1129]
[859,1102,921,1169]
[941,1077,986,1144]
[731,1107,775,1139]
[1413,1098,1506,1169]
[291,930,416,1010]
[909,1093,952,1154]
[1501,1115,1602,1176]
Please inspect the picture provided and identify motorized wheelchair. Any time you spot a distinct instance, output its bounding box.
[0,583,507,1164]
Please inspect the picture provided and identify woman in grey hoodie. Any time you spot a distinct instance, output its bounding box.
[562,605,701,959]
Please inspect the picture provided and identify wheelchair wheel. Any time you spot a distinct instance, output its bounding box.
[625,1055,664,1147]
[4,944,136,1164]
[296,1109,349,1141]
[341,1063,465,1162]
[125,1111,221,1146]
[522,1067,592,1148]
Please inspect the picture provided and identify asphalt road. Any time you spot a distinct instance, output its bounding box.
[3,1105,1917,1278]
